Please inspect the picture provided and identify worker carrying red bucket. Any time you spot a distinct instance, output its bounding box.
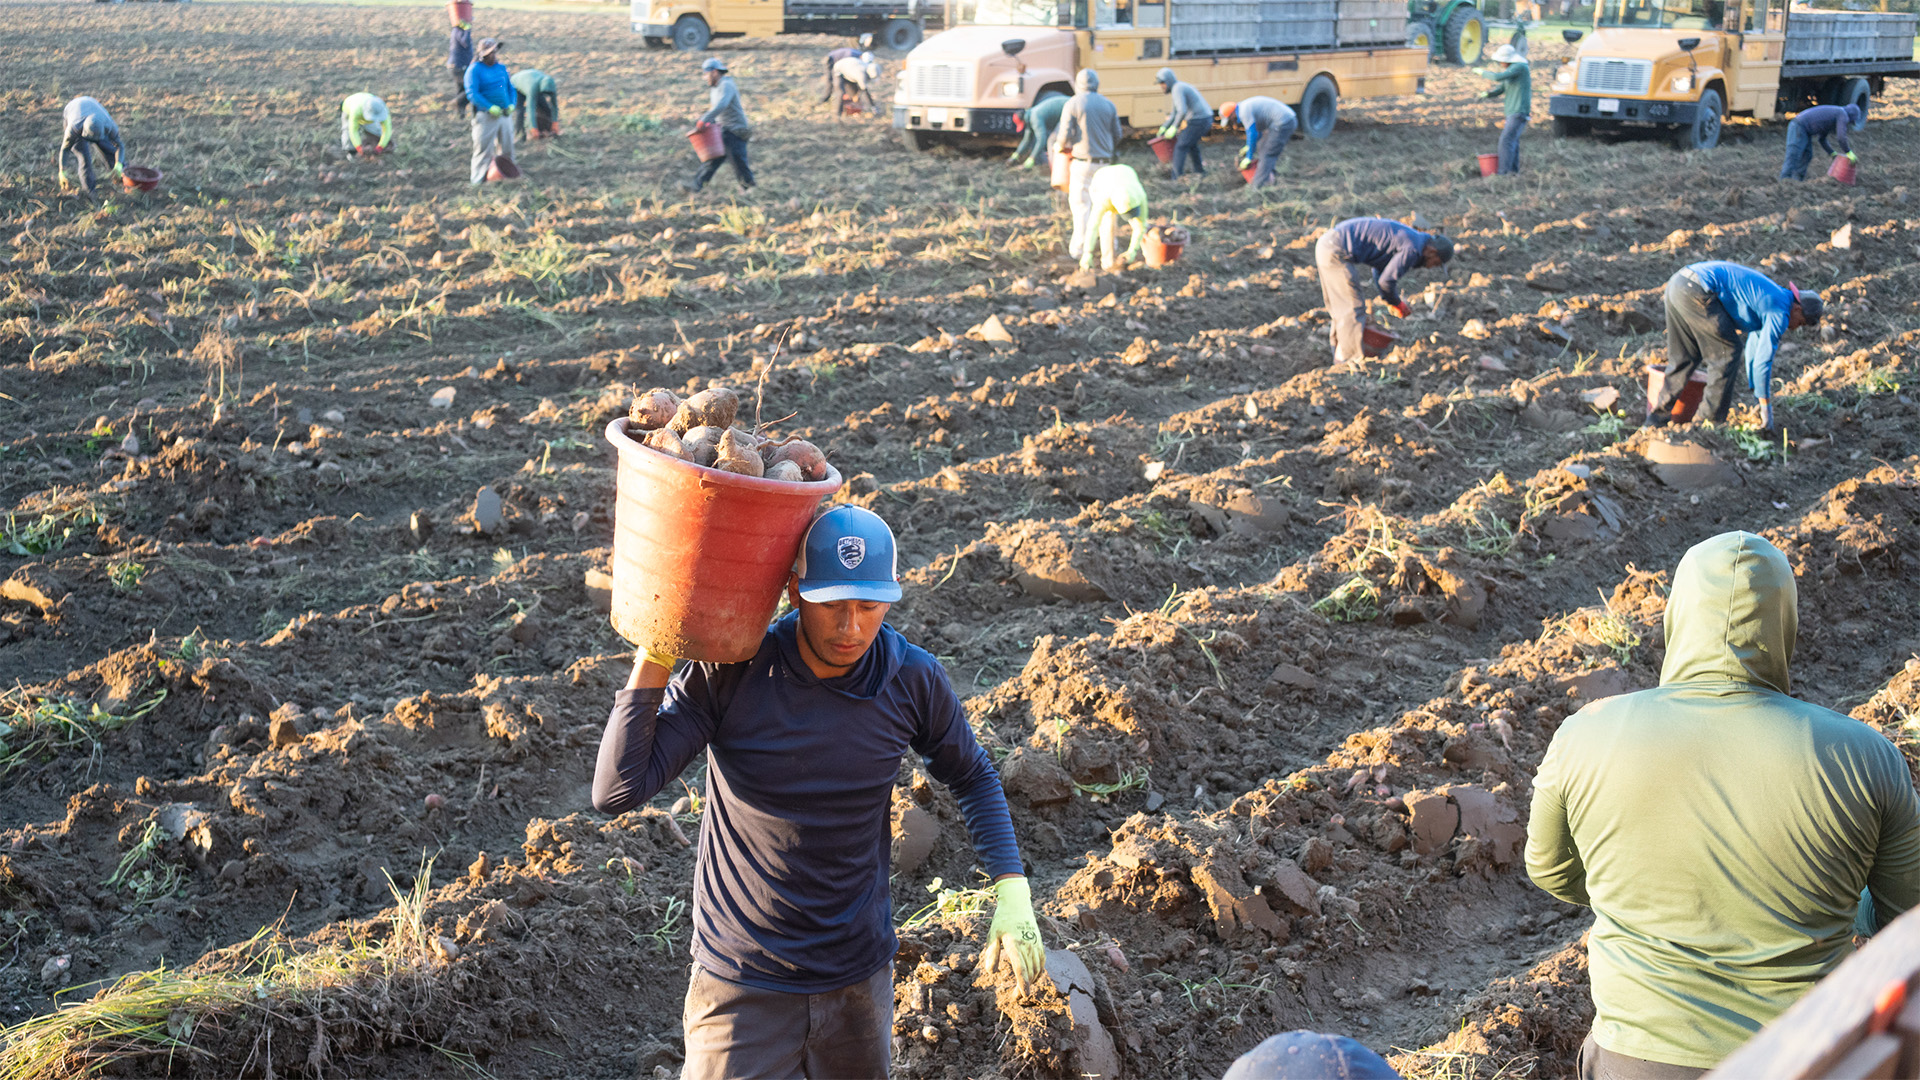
[684,57,754,193]
[1478,43,1530,175]
[592,505,1046,1078]
[1313,217,1454,366]
[1151,67,1212,179]
[1647,261,1822,430]
[830,52,880,118]
[1780,103,1861,182]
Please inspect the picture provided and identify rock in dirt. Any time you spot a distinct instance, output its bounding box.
[583,568,614,613]
[472,487,504,535]
[1262,858,1323,916]
[891,804,939,875]
[2,564,69,611]
[1298,836,1334,875]
[40,954,70,987]
[1404,789,1460,857]
[1191,855,1287,941]
[1443,784,1525,867]
[1045,949,1123,1080]
[1266,663,1319,692]
[999,748,1075,809]
[268,715,305,749]
[1643,440,1742,489]
[428,386,457,409]
[1005,529,1113,603]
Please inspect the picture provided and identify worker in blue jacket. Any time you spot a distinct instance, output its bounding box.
[1225,96,1296,189]
[1314,217,1454,364]
[464,38,517,184]
[1780,103,1861,181]
[593,506,1045,1080]
[1652,261,1823,430]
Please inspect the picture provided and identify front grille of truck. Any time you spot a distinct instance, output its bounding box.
[909,63,973,100]
[1577,58,1652,94]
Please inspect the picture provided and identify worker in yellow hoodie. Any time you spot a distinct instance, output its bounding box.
[1528,530,1920,1078]
[340,92,393,155]
[1082,164,1147,272]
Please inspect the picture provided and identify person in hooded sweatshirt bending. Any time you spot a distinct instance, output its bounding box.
[1527,531,1920,1080]
[593,506,1045,1080]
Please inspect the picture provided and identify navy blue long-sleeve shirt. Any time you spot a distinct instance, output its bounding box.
[1327,217,1438,308]
[593,613,1023,993]
[1793,104,1853,155]
[448,27,473,70]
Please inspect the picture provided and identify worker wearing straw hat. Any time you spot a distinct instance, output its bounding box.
[1479,43,1530,175]
[594,506,1044,1079]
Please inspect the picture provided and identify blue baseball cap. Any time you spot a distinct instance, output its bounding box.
[1222,1032,1404,1080]
[795,506,901,604]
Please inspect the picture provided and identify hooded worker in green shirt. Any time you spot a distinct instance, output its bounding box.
[1527,531,1920,1078]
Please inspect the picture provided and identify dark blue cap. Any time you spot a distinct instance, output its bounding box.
[795,506,901,604]
[1221,1032,1404,1080]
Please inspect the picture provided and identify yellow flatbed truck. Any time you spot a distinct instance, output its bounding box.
[1546,0,1920,149]
[892,0,1428,151]
[633,0,937,51]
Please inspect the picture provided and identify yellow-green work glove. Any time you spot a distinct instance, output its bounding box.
[489,105,504,117]
[981,876,1044,994]
[1846,151,1857,162]
[637,645,678,673]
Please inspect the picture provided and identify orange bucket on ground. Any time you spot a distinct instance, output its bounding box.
[1147,136,1174,163]
[605,418,844,663]
[486,155,520,181]
[1050,149,1071,190]
[1478,153,1499,177]
[689,124,726,162]
[447,0,472,25]
[1144,224,1189,268]
[121,166,162,191]
[1645,362,1709,422]
[1361,323,1400,358]
[1241,164,1258,184]
[1828,155,1858,185]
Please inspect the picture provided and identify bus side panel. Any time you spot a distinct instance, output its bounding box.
[710,0,783,36]
[1732,32,1784,117]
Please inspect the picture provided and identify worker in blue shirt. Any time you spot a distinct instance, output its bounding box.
[1780,103,1861,181]
[1653,261,1823,430]
[464,38,517,184]
[1314,217,1455,364]
[594,506,1045,1080]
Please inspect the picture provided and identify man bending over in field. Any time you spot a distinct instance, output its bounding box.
[59,96,123,194]
[593,506,1044,1079]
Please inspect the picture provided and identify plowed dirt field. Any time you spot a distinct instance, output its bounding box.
[3,3,1919,1077]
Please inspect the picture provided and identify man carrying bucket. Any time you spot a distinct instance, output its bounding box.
[593,505,1045,1080]
[1779,103,1860,182]
[1314,217,1454,366]
[1479,44,1530,175]
[1227,96,1296,190]
[57,96,124,194]
[686,57,754,192]
[339,92,394,155]
[1650,261,1822,431]
[446,10,474,117]
[1051,69,1122,267]
[464,38,517,185]
[1083,164,1148,271]
[1154,68,1211,179]
[1009,92,1068,170]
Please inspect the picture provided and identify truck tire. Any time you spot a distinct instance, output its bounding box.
[1552,115,1589,138]
[1837,77,1871,127]
[1443,5,1484,65]
[882,18,921,50]
[671,15,710,51]
[900,128,937,153]
[1673,87,1721,150]
[1299,75,1338,139]
[1407,19,1437,54]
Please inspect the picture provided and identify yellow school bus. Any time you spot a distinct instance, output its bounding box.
[634,0,935,51]
[892,0,1429,149]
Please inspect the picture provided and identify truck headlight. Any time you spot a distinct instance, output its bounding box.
[1000,80,1021,97]
[1555,66,1573,86]
[1671,74,1692,92]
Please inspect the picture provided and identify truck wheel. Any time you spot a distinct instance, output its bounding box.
[671,15,710,51]
[1552,115,1589,137]
[900,128,937,153]
[1443,5,1484,65]
[1299,75,1338,139]
[1673,88,1721,150]
[882,18,921,50]
[1407,19,1437,54]
[1837,77,1871,127]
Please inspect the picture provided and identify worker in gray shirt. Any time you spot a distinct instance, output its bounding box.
[1231,95,1297,190]
[59,96,124,194]
[686,57,754,192]
[1048,69,1123,266]
[1154,68,1211,179]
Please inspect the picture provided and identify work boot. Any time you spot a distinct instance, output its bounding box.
[679,178,702,193]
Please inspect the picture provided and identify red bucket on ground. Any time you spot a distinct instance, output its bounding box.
[1478,153,1499,177]
[1361,323,1400,358]
[1829,155,1858,185]
[1241,164,1258,184]
[1147,136,1174,164]
[1645,363,1709,422]
[486,155,520,181]
[1050,149,1071,190]
[120,166,162,192]
[689,124,726,162]
[1144,224,1189,268]
[604,418,844,663]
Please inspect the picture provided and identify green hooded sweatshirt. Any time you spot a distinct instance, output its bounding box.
[1527,531,1920,1068]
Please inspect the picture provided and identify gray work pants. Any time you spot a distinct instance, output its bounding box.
[1579,1035,1707,1080]
[469,111,514,185]
[1315,229,1371,364]
[1250,115,1296,189]
[1653,270,1742,425]
[682,962,893,1080]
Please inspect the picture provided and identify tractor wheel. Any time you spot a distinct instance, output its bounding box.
[1444,5,1484,65]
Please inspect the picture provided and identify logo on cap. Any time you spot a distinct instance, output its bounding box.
[837,536,866,569]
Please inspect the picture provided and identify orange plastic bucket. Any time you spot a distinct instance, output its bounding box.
[1645,363,1709,422]
[1478,153,1499,177]
[689,125,726,162]
[486,155,520,181]
[447,0,472,25]
[1147,136,1174,163]
[1241,164,1258,184]
[1828,154,1858,185]
[605,418,844,662]
[1143,224,1189,268]
[1361,323,1400,358]
[121,166,162,192]
[1050,149,1071,190]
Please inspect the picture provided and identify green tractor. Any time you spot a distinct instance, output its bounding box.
[1406,0,1485,63]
